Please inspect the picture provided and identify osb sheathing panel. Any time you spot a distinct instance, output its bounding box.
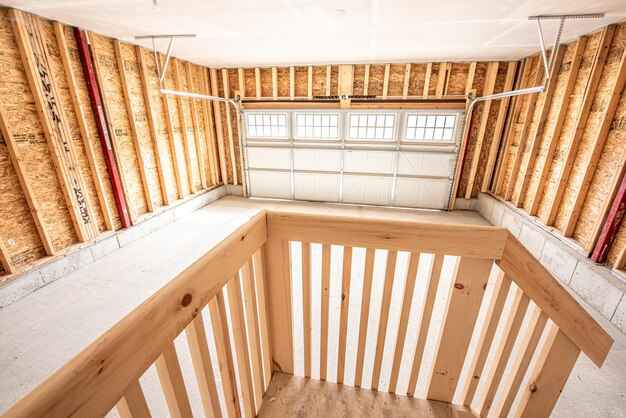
[90,34,149,216]
[559,26,626,238]
[63,26,121,229]
[447,63,470,95]
[38,20,107,233]
[536,31,602,222]
[608,223,626,266]
[260,67,272,97]
[0,11,77,250]
[312,66,327,96]
[177,59,201,192]
[190,64,212,186]
[0,132,46,268]
[522,43,578,210]
[294,66,308,97]
[352,65,366,95]
[141,49,178,203]
[428,63,441,95]
[407,64,428,96]
[331,66,338,95]
[159,55,191,197]
[367,65,385,96]
[387,64,405,97]
[277,67,290,97]
[118,43,164,207]
[243,68,256,97]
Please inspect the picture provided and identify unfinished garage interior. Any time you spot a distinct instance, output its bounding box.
[1,0,626,417]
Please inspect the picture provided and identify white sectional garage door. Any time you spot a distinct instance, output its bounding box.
[242,109,462,210]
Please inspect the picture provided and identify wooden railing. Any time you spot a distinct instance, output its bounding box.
[2,210,613,418]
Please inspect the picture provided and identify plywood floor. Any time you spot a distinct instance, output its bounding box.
[258,373,477,418]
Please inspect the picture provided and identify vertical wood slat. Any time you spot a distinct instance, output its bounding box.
[116,380,151,418]
[237,67,245,98]
[427,257,493,403]
[185,62,208,190]
[371,250,398,390]
[307,66,313,99]
[326,65,332,96]
[382,64,390,98]
[272,67,278,100]
[0,105,55,255]
[336,246,353,384]
[54,22,114,230]
[544,26,615,226]
[225,276,255,417]
[221,69,238,186]
[200,68,220,185]
[460,270,512,405]
[135,46,171,205]
[241,260,264,410]
[113,40,155,211]
[155,342,193,418]
[264,239,294,374]
[436,62,449,96]
[338,65,354,109]
[476,288,531,416]
[255,67,261,99]
[563,44,626,236]
[482,61,518,192]
[423,63,432,96]
[289,67,295,100]
[528,37,587,215]
[388,252,420,393]
[185,313,222,418]
[514,326,580,418]
[363,64,371,96]
[252,248,272,389]
[514,45,566,207]
[320,243,331,381]
[354,248,376,387]
[209,68,229,184]
[407,254,445,396]
[210,297,239,418]
[301,242,312,378]
[402,64,411,99]
[494,307,548,418]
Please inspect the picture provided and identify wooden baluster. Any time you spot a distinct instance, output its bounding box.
[354,248,376,387]
[337,246,353,384]
[241,260,264,410]
[264,239,294,374]
[407,254,444,397]
[116,380,151,418]
[253,248,272,390]
[155,342,193,418]
[320,244,331,381]
[210,297,239,418]
[226,276,255,416]
[371,250,398,391]
[302,242,313,378]
[494,307,548,418]
[476,288,531,416]
[388,252,420,393]
[427,257,493,402]
[186,313,223,418]
[514,325,580,418]
[460,270,512,405]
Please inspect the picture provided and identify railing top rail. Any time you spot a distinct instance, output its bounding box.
[3,211,268,418]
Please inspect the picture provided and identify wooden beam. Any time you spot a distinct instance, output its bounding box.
[338,65,354,109]
[307,66,313,99]
[237,67,245,98]
[504,57,545,201]
[54,22,114,230]
[436,62,449,97]
[563,44,626,236]
[113,40,155,211]
[382,64,390,98]
[481,61,518,192]
[423,63,432,96]
[221,68,238,185]
[402,64,411,99]
[515,45,567,207]
[200,68,219,185]
[173,59,197,193]
[464,62,499,198]
[12,10,97,240]
[73,28,131,228]
[209,68,229,183]
[527,38,587,214]
[255,67,261,99]
[272,67,278,100]
[0,105,55,255]
[135,46,171,205]
[289,66,295,100]
[326,65,332,96]
[465,62,477,100]
[0,234,15,274]
[544,26,615,226]
[363,64,370,96]
[185,62,207,189]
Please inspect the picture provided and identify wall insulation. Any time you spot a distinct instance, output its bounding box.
[0,7,222,279]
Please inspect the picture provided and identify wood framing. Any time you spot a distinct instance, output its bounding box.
[185,62,208,189]
[221,68,239,185]
[173,59,196,193]
[209,68,229,183]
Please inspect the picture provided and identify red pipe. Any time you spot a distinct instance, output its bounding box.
[73,28,131,228]
[591,172,626,263]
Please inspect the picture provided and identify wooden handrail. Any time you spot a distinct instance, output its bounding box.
[497,233,612,367]
[3,211,268,418]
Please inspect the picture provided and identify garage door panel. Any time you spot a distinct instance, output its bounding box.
[397,152,454,177]
[343,150,395,174]
[247,147,291,170]
[293,149,341,171]
[393,177,450,209]
[342,175,392,205]
[249,171,292,199]
[294,173,340,202]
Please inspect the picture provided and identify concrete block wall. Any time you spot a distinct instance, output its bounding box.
[0,186,228,308]
[477,192,626,334]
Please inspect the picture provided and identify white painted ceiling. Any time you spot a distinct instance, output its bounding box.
[3,0,626,67]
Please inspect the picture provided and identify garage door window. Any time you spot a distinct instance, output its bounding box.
[246,113,288,138]
[295,113,340,139]
[348,114,395,140]
[404,114,456,142]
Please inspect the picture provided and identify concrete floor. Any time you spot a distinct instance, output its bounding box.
[0,196,624,417]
